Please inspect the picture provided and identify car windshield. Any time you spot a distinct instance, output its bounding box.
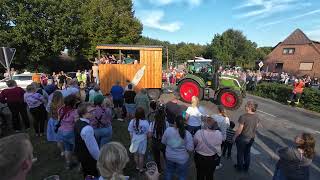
[188,62,212,73]
[12,76,32,81]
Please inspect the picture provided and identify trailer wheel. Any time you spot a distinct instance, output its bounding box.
[178,79,203,103]
[217,89,242,110]
[147,89,161,100]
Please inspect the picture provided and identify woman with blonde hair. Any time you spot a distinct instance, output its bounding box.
[97,141,160,180]
[185,96,202,136]
[97,142,129,180]
[273,133,316,180]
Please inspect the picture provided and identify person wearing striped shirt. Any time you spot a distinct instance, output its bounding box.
[222,121,236,159]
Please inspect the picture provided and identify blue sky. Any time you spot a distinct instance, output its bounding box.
[133,0,320,47]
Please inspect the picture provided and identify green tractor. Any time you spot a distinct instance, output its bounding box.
[177,58,246,110]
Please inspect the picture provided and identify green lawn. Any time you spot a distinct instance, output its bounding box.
[27,120,142,180]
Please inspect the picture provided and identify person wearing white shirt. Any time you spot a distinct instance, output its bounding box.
[74,103,100,178]
[128,107,149,173]
[185,96,203,136]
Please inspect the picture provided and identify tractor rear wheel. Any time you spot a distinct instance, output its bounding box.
[178,79,203,103]
[217,89,242,110]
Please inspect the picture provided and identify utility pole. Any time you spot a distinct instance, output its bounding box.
[3,47,11,79]
[166,47,169,71]
[0,47,16,80]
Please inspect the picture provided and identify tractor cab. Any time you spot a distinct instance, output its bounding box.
[186,58,220,89]
[187,58,213,74]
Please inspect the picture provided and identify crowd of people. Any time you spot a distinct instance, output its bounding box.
[0,70,317,180]
[161,65,318,97]
[92,54,139,65]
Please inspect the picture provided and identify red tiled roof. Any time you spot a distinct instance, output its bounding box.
[282,29,312,45]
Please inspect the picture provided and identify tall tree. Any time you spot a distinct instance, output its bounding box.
[175,43,206,63]
[0,0,84,70]
[256,46,273,60]
[0,0,142,70]
[208,29,259,68]
[80,0,142,58]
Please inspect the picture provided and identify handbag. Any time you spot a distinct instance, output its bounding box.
[200,130,221,159]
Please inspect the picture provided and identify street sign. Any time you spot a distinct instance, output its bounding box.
[258,61,264,68]
[0,47,16,79]
[0,47,16,68]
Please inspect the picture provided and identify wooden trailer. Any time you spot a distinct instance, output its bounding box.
[96,44,163,99]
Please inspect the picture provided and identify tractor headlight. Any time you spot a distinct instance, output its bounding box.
[207,81,212,86]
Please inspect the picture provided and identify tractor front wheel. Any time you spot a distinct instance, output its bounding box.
[178,79,203,103]
[217,89,242,110]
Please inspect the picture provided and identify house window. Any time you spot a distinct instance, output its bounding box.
[283,48,295,55]
[299,62,313,71]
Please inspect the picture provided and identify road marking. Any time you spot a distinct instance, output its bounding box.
[257,110,277,117]
[251,147,261,155]
[259,162,274,176]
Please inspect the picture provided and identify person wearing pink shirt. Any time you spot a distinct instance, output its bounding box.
[193,116,223,180]
[57,95,79,169]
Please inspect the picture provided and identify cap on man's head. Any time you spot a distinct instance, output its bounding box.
[94,94,105,105]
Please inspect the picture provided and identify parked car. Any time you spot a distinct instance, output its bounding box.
[0,72,37,91]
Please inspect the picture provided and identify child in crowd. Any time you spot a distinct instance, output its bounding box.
[148,109,169,172]
[57,95,79,169]
[24,85,47,137]
[222,121,236,159]
[47,91,64,156]
[128,107,149,173]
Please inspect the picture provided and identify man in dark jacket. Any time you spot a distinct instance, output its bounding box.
[0,80,30,131]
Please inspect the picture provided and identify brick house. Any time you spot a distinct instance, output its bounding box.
[264,29,320,77]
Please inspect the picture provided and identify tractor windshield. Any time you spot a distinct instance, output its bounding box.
[188,62,212,74]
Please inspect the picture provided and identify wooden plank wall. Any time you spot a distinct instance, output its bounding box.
[99,49,162,94]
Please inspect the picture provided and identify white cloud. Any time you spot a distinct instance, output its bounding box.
[235,0,311,19]
[258,9,320,28]
[136,10,182,32]
[306,28,320,41]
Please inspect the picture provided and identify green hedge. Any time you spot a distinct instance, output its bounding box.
[251,83,320,113]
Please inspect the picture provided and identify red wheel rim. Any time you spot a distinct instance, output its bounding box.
[221,92,236,108]
[180,82,199,102]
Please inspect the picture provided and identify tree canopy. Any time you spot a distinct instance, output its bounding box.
[0,0,142,71]
[80,0,142,58]
[0,1,271,72]
[207,29,261,68]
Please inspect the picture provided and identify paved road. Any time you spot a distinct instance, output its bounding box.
[159,92,320,180]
